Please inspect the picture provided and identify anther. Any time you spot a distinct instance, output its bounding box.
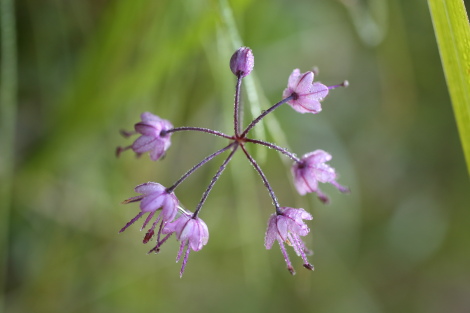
[328,80,349,90]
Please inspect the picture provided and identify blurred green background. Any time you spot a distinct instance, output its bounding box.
[2,0,470,312]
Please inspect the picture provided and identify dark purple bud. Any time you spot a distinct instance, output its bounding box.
[230,47,254,78]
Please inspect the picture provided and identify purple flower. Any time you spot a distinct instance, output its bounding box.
[117,48,350,276]
[130,112,173,161]
[230,47,254,78]
[120,182,179,243]
[292,150,349,203]
[162,211,209,277]
[282,69,329,114]
[265,207,314,275]
[116,112,173,161]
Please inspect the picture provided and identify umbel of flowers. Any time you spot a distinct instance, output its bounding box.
[117,47,349,277]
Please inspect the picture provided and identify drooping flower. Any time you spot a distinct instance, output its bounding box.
[161,210,209,277]
[120,182,179,244]
[230,47,254,78]
[265,207,314,275]
[292,150,349,203]
[117,112,173,161]
[131,112,173,161]
[282,69,329,114]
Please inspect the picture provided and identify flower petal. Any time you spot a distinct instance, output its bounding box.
[135,122,159,136]
[132,135,157,153]
[309,82,329,99]
[134,182,165,195]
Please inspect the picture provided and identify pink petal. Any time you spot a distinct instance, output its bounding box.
[308,82,329,99]
[179,218,195,242]
[135,123,159,136]
[276,216,289,242]
[149,143,166,161]
[140,112,161,123]
[304,150,332,164]
[313,165,336,182]
[264,214,278,249]
[132,135,157,153]
[161,195,178,222]
[140,193,165,213]
[287,69,301,88]
[295,98,322,114]
[296,72,314,94]
[198,219,209,246]
[135,182,165,195]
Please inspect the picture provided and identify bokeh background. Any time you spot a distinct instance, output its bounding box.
[2,0,470,312]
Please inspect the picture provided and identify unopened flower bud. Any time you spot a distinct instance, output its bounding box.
[230,47,254,78]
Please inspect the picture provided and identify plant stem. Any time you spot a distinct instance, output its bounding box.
[167,142,236,193]
[164,126,232,139]
[234,75,242,136]
[245,138,300,162]
[240,144,280,213]
[193,143,239,217]
[241,95,293,137]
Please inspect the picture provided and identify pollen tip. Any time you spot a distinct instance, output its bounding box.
[311,66,319,76]
[303,263,314,271]
[288,266,296,275]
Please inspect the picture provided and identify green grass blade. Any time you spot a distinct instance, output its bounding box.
[428,0,470,177]
[0,0,17,308]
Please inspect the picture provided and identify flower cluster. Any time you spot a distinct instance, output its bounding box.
[117,47,349,276]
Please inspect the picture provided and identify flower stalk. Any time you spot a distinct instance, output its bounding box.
[117,47,349,276]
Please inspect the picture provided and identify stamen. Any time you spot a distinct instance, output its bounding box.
[311,66,319,76]
[316,189,330,204]
[176,242,185,262]
[278,241,295,275]
[328,80,349,90]
[332,181,350,193]
[121,195,144,204]
[119,212,144,233]
[141,211,156,230]
[291,233,312,268]
[143,229,154,244]
[119,129,137,138]
[303,263,314,271]
[116,145,132,158]
[180,245,191,278]
[142,215,161,243]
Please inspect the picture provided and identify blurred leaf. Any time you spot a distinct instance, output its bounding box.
[0,0,17,309]
[428,0,470,177]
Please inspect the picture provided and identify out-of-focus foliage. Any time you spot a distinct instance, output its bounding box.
[1,0,469,312]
